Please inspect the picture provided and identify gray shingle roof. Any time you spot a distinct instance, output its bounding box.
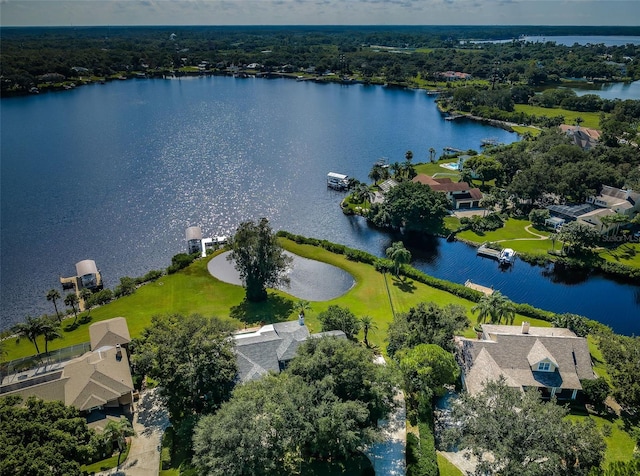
[234,321,311,382]
[459,326,595,396]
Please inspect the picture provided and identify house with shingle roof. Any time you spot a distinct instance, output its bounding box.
[456,323,596,400]
[0,318,134,414]
[233,320,346,382]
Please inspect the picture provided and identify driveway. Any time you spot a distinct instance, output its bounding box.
[96,388,169,476]
[365,390,406,475]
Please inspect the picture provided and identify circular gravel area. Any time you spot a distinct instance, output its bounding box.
[208,251,355,301]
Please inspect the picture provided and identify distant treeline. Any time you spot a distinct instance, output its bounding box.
[2,25,640,95]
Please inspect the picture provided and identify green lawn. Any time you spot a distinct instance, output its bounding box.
[81,441,131,474]
[514,104,602,129]
[437,453,464,476]
[4,235,561,362]
[415,159,461,179]
[512,125,542,136]
[456,218,555,257]
[599,242,640,267]
[566,413,637,466]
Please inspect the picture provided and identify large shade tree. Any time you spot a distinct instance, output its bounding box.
[387,302,469,355]
[131,314,237,423]
[370,181,451,233]
[317,305,361,340]
[193,337,396,475]
[442,380,605,476]
[0,396,96,476]
[228,218,292,302]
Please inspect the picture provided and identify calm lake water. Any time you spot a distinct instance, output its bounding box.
[522,35,640,47]
[562,81,640,101]
[1,77,638,335]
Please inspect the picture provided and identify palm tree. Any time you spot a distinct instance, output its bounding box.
[353,183,374,205]
[360,315,378,348]
[103,417,136,468]
[294,299,311,319]
[390,161,402,180]
[429,147,436,163]
[13,315,45,355]
[472,291,516,325]
[368,164,383,185]
[385,241,412,277]
[79,288,92,315]
[64,293,80,325]
[41,316,62,355]
[405,150,413,163]
[46,289,62,323]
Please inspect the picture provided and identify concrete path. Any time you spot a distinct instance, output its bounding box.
[96,388,169,476]
[365,390,407,475]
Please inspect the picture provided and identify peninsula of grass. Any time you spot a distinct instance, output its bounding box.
[456,217,554,255]
[4,238,550,362]
[513,105,602,129]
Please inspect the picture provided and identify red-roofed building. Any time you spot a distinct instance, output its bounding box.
[413,174,483,209]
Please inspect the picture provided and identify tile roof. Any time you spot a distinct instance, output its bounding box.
[89,317,131,351]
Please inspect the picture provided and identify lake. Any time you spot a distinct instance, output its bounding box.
[561,80,640,101]
[1,76,638,335]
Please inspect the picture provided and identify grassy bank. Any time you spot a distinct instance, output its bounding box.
[513,105,602,129]
[5,238,551,362]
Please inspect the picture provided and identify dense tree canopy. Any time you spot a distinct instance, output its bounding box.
[397,343,459,401]
[228,218,292,302]
[131,314,237,422]
[441,380,605,476]
[192,337,396,475]
[387,301,469,356]
[598,333,640,411]
[317,305,361,340]
[0,396,96,476]
[370,181,451,233]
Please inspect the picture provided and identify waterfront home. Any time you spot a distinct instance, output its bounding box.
[0,318,134,418]
[456,323,596,400]
[559,124,601,150]
[547,185,639,234]
[412,174,483,209]
[587,185,640,217]
[234,320,345,382]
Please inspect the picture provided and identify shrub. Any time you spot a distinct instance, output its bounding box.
[581,377,610,407]
[167,252,199,274]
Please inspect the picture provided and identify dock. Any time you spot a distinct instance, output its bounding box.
[477,244,501,260]
[464,280,494,295]
[444,146,464,153]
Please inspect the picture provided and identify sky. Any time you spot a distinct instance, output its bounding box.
[1,0,639,27]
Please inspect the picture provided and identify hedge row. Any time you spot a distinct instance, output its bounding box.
[406,417,439,476]
[278,231,565,323]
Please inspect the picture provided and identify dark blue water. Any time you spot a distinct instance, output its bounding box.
[1,77,638,335]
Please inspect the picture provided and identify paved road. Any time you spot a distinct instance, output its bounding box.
[365,390,407,476]
[96,388,169,476]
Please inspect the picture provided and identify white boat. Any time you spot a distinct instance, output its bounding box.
[498,248,516,266]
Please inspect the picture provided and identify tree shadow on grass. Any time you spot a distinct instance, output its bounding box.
[230,294,295,325]
[391,276,417,294]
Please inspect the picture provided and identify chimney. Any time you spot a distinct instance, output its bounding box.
[521,322,530,334]
[115,343,122,361]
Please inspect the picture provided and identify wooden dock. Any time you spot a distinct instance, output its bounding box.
[477,244,501,260]
[464,280,494,295]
